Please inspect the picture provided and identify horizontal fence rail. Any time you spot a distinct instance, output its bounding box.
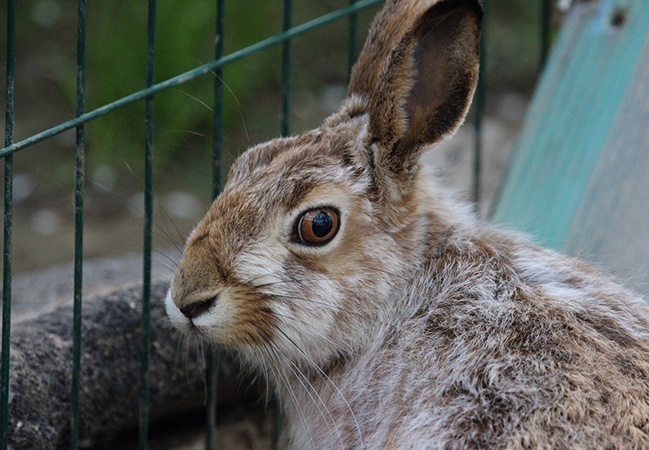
[0,0,556,449]
[0,0,385,159]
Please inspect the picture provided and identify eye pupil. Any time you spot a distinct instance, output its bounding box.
[311,212,333,237]
[296,207,340,245]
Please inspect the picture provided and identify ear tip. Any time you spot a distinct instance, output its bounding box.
[461,0,485,17]
[432,0,484,24]
[475,0,485,16]
[452,0,485,17]
[457,0,485,28]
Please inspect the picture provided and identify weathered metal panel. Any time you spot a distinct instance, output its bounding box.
[564,36,649,293]
[492,0,649,294]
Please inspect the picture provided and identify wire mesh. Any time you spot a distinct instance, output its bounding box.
[0,0,384,159]
[0,1,386,448]
[0,0,553,447]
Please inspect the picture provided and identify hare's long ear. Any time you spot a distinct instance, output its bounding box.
[348,0,482,185]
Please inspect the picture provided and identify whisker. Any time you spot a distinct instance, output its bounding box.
[196,58,251,146]
[91,179,185,258]
[196,338,208,404]
[175,89,213,112]
[274,325,365,449]
[152,255,178,275]
[270,292,387,327]
[264,343,317,449]
[120,160,188,255]
[273,341,346,449]
[153,247,179,266]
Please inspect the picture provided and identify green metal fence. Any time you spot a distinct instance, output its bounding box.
[0,0,554,449]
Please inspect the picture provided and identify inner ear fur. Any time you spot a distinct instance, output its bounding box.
[349,0,482,179]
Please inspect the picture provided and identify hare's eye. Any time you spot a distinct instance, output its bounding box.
[296,208,340,246]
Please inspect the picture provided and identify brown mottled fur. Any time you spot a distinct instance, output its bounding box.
[166,0,649,448]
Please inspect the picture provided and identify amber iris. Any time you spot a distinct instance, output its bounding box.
[298,208,339,245]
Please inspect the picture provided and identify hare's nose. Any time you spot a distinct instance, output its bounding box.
[180,295,217,320]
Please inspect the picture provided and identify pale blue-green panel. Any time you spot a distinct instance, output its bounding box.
[564,32,649,295]
[492,0,649,251]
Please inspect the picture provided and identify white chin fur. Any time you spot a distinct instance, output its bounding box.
[165,289,191,333]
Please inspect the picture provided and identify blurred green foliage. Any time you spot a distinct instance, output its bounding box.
[2,0,549,172]
[78,0,282,168]
[62,0,375,171]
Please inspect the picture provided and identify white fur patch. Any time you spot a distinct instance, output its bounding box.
[192,289,235,333]
[165,289,191,333]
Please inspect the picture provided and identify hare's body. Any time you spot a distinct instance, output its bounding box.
[166,0,649,448]
[279,210,649,449]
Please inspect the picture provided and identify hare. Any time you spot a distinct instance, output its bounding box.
[166,0,649,448]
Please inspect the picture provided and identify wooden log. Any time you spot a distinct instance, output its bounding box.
[4,281,260,449]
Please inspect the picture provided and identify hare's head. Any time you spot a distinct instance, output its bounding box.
[167,0,482,367]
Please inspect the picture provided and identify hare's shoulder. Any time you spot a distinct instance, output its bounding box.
[326,238,649,449]
[415,234,649,351]
[380,237,649,448]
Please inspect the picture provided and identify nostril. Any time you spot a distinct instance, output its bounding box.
[180,295,217,320]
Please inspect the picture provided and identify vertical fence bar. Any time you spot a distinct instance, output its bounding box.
[473,0,487,212]
[69,0,87,448]
[0,1,16,449]
[540,0,552,69]
[139,0,157,448]
[348,0,358,76]
[281,0,293,137]
[212,0,225,200]
[206,1,225,449]
[275,1,294,446]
